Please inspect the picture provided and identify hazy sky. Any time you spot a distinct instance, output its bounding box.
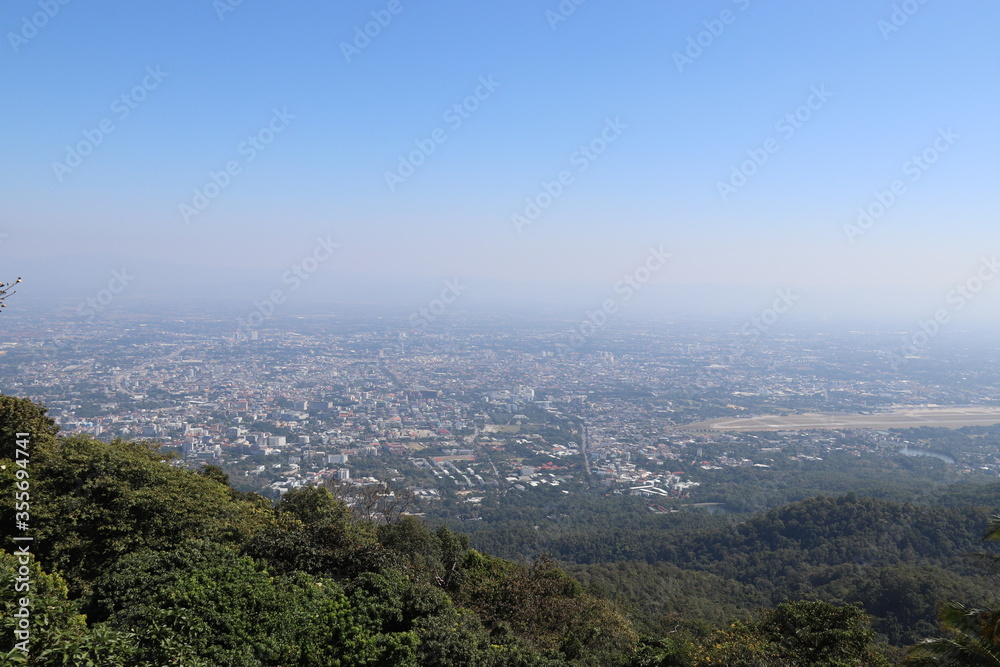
[2,1,999,317]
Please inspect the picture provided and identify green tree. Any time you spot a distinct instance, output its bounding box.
[697,601,891,666]
[907,602,1000,665]
[457,552,637,664]
[93,539,416,666]
[28,435,273,595]
[906,513,1000,665]
[246,485,384,577]
[0,395,60,461]
[0,549,136,665]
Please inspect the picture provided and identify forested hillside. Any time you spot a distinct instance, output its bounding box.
[1,396,641,665]
[447,486,1000,650]
[3,395,998,665]
[568,495,995,646]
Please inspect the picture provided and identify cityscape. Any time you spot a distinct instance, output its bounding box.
[7,306,1000,510]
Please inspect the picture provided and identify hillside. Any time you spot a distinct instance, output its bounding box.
[4,395,996,665]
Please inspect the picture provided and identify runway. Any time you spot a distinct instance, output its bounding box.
[682,406,1000,432]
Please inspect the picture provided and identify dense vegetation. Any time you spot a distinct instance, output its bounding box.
[1,397,642,665]
[442,485,1000,650]
[2,395,999,665]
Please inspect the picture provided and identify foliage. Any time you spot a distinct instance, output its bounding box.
[0,549,136,665]
[904,511,1000,665]
[457,552,638,664]
[28,434,273,597]
[695,601,892,666]
[0,397,646,665]
[906,602,1000,666]
[455,489,995,647]
[4,394,994,665]
[0,393,60,460]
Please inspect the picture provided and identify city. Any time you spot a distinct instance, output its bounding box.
[6,306,999,512]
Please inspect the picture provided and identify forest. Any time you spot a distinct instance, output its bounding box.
[3,395,1000,665]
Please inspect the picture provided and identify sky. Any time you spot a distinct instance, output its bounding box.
[2,0,999,322]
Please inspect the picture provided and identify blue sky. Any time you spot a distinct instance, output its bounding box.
[2,0,999,319]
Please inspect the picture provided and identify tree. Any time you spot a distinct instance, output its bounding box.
[696,601,891,666]
[246,485,385,577]
[0,407,648,665]
[457,552,638,663]
[0,276,21,313]
[27,435,273,596]
[93,539,414,666]
[906,602,1000,666]
[324,477,418,524]
[906,513,1000,665]
[0,395,60,459]
[0,549,136,665]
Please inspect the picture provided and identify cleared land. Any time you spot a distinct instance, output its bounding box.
[682,406,1000,432]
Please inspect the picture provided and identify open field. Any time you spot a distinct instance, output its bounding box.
[682,406,1000,432]
[483,424,521,434]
